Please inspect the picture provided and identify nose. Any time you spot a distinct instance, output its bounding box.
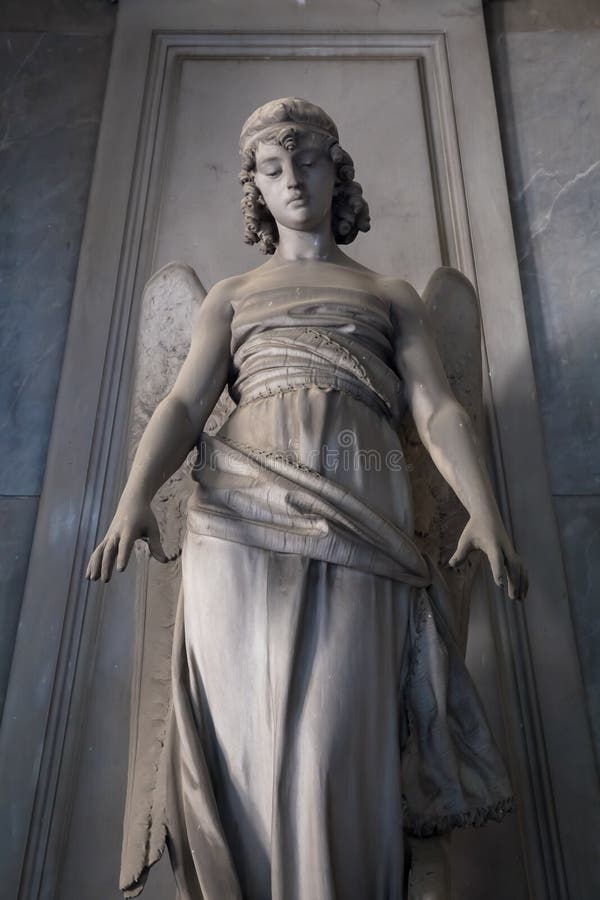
[285,160,303,190]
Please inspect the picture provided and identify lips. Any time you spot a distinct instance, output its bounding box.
[287,193,307,205]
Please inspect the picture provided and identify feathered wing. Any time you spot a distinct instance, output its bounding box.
[400,267,484,654]
[121,262,234,896]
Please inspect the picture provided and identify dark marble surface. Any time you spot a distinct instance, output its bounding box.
[486,12,600,788]
[0,495,38,718]
[0,31,113,495]
[555,495,600,764]
[488,29,600,495]
[0,0,116,34]
[485,0,600,32]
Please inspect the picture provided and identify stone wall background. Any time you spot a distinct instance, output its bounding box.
[485,0,600,761]
[1,0,598,773]
[0,0,116,713]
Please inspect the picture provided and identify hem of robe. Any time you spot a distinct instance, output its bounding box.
[403,796,514,838]
[119,435,514,897]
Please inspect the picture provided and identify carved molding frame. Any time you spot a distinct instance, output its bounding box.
[1,18,596,900]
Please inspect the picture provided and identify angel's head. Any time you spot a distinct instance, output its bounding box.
[239,97,370,254]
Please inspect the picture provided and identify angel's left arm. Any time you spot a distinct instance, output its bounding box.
[385,276,528,601]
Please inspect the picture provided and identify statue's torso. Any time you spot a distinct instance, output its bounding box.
[210,261,414,534]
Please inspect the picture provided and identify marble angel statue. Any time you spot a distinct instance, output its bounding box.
[87,98,527,900]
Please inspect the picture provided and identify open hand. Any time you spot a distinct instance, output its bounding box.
[449,515,528,602]
[86,497,169,583]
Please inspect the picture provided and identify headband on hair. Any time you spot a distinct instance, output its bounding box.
[239,121,339,154]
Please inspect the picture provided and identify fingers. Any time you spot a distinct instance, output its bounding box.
[116,531,135,573]
[503,545,530,602]
[146,518,169,564]
[451,520,529,603]
[86,538,106,581]
[492,549,528,603]
[506,568,517,601]
[86,532,128,583]
[487,547,506,592]
[101,537,119,583]
[449,529,475,568]
[86,512,171,584]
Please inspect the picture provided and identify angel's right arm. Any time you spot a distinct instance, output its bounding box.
[86,279,233,581]
[121,279,233,507]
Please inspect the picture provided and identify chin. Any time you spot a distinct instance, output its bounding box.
[286,211,323,230]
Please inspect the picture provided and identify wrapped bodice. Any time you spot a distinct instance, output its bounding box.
[228,284,406,425]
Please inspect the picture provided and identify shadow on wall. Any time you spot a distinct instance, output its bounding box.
[484,0,600,765]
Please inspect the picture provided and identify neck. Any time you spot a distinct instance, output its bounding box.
[274,219,341,262]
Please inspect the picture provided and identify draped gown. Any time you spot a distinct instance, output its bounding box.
[120,280,513,900]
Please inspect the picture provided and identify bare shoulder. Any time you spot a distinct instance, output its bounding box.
[201,271,249,320]
[207,257,282,306]
[376,274,425,326]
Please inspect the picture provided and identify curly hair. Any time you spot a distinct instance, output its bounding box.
[239,98,370,255]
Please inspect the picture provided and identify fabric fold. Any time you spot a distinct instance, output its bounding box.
[185,434,513,835]
[188,434,429,586]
